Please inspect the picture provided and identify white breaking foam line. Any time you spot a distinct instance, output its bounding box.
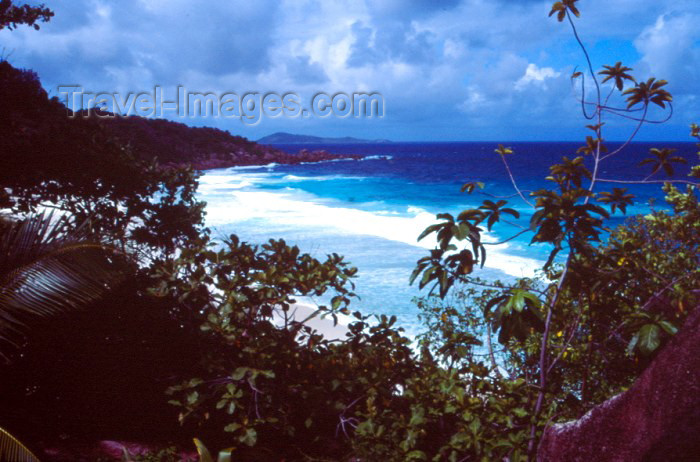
[200,172,542,279]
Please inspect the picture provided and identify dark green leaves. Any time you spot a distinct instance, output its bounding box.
[417,213,462,250]
[623,78,672,109]
[639,148,687,177]
[576,137,607,157]
[410,205,490,297]
[548,156,593,187]
[0,212,127,362]
[411,249,477,298]
[597,188,634,214]
[628,323,660,356]
[549,0,580,22]
[530,185,610,270]
[485,289,544,344]
[599,62,636,91]
[479,200,519,231]
[0,0,54,31]
[413,208,489,298]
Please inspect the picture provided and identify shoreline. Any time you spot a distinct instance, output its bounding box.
[176,149,363,171]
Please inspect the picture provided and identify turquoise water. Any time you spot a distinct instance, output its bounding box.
[197,141,697,334]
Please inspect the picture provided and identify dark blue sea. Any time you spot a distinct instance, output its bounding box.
[197,141,697,334]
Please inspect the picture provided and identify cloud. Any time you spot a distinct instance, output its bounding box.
[0,0,698,140]
[347,21,438,67]
[1,0,280,88]
[286,56,329,84]
[515,64,561,90]
[634,13,700,90]
[631,12,700,124]
[364,0,462,22]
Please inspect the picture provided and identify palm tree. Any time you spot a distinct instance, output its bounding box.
[0,211,127,363]
[0,425,40,462]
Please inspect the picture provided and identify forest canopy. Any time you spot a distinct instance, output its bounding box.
[0,1,699,461]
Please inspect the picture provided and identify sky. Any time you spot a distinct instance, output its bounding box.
[2,0,699,141]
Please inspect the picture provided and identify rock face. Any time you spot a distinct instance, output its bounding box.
[538,306,700,462]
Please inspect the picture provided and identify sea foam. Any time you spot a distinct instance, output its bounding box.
[200,169,542,279]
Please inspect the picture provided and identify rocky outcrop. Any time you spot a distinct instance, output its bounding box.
[538,306,700,461]
[181,148,362,170]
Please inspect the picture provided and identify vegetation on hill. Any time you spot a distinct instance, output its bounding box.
[0,1,698,461]
[94,115,362,169]
[0,60,359,181]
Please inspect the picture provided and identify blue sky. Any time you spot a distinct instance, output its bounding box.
[2,0,699,141]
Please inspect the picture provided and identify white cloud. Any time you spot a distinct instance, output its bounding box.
[634,13,700,88]
[0,0,698,140]
[632,12,700,123]
[515,64,561,90]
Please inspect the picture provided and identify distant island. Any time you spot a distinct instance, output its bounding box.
[258,132,391,145]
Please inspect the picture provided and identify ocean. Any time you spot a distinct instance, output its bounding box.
[197,141,697,335]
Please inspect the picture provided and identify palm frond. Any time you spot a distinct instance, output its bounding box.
[0,426,40,462]
[0,211,127,362]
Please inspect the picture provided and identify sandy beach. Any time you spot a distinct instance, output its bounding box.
[273,301,351,341]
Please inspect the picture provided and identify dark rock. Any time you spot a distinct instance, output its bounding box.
[538,306,700,461]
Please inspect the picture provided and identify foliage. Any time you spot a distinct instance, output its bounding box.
[347,287,534,461]
[0,60,208,445]
[118,445,191,462]
[0,61,207,257]
[192,439,232,462]
[0,2,698,462]
[0,425,39,461]
[159,235,416,459]
[0,0,52,31]
[0,212,127,362]
[91,114,356,169]
[409,2,700,459]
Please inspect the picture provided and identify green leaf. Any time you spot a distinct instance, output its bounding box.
[409,407,426,426]
[420,266,437,289]
[417,224,442,242]
[637,324,661,355]
[240,428,257,446]
[469,417,481,435]
[406,450,428,461]
[194,438,214,462]
[0,212,128,362]
[658,320,677,336]
[231,367,247,381]
[224,423,241,433]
